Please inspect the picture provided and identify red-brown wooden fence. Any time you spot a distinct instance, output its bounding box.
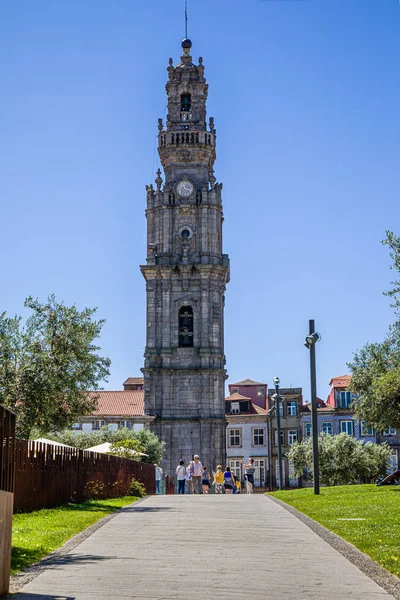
[0,405,16,596]
[13,440,155,512]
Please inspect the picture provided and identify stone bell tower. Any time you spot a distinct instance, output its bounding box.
[141,38,230,476]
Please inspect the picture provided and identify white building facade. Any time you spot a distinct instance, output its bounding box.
[226,393,268,487]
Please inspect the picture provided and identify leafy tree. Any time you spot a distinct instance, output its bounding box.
[288,433,390,486]
[0,295,111,438]
[134,428,165,464]
[109,439,146,460]
[348,231,400,430]
[47,426,165,464]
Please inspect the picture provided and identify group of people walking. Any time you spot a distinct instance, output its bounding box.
[175,455,256,495]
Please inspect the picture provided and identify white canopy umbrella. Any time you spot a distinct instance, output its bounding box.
[86,442,148,456]
[33,438,75,449]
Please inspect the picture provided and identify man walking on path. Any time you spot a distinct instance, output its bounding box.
[154,463,163,494]
[189,455,204,494]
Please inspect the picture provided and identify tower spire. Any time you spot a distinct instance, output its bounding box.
[185,1,188,39]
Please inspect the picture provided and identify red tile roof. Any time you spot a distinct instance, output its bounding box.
[230,378,266,386]
[123,377,144,386]
[225,401,268,416]
[87,390,144,417]
[329,375,351,387]
[225,392,252,402]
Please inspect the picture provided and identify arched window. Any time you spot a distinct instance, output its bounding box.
[179,306,193,347]
[181,94,191,112]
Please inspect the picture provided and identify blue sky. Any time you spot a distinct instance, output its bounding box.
[1,0,399,401]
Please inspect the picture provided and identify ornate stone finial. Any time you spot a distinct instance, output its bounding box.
[158,118,163,133]
[169,57,173,66]
[198,57,203,65]
[155,168,163,191]
[167,58,174,81]
[209,168,216,188]
[209,117,215,133]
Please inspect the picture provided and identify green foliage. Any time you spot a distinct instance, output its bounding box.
[287,433,390,486]
[11,497,137,575]
[269,485,400,578]
[382,231,400,311]
[0,295,111,438]
[133,428,165,464]
[47,426,165,464]
[129,476,146,498]
[348,231,400,430]
[109,439,146,459]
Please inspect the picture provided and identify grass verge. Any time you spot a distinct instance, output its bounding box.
[269,485,400,578]
[12,496,138,575]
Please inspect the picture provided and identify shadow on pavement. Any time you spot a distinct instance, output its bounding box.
[121,506,174,512]
[10,595,75,600]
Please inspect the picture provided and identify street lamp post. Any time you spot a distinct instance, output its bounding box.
[304,319,321,495]
[273,377,284,491]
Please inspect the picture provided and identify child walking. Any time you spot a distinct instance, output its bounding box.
[213,465,224,494]
[202,466,211,494]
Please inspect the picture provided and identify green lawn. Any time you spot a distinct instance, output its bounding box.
[11,496,138,575]
[269,485,400,577]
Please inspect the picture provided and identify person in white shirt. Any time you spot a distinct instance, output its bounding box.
[154,464,163,494]
[185,460,193,494]
[188,455,204,494]
[175,460,186,495]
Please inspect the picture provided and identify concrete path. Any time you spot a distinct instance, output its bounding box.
[12,495,396,600]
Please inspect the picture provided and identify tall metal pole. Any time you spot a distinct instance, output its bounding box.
[274,381,284,491]
[309,319,320,495]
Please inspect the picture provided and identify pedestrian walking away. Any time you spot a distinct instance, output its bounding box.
[223,465,235,494]
[189,455,204,494]
[154,464,163,494]
[242,458,255,494]
[176,460,186,495]
[202,466,211,494]
[185,460,193,494]
[212,465,224,494]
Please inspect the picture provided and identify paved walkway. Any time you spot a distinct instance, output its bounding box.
[12,495,395,600]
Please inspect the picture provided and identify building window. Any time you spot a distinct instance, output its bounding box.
[228,429,242,447]
[288,430,298,445]
[383,427,396,436]
[339,391,353,408]
[360,420,374,436]
[340,420,353,436]
[304,423,312,438]
[274,430,285,446]
[279,403,284,417]
[231,388,239,394]
[229,459,242,479]
[287,401,297,417]
[257,387,264,397]
[321,422,333,436]
[178,306,193,347]
[119,420,132,429]
[92,420,105,430]
[180,93,191,112]
[231,402,240,414]
[254,458,266,486]
[253,428,265,446]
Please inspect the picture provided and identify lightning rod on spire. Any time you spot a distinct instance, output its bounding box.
[185,1,188,39]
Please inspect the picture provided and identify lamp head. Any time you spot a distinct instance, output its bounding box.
[305,332,321,347]
[273,376,280,385]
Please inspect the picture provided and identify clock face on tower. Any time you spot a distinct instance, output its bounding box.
[176,179,194,198]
